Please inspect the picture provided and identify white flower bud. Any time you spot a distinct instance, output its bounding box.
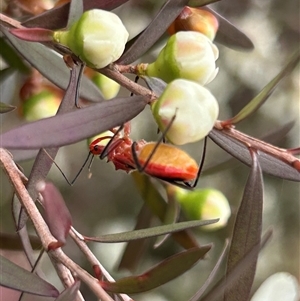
[251,273,299,301]
[53,9,129,68]
[137,31,219,85]
[151,79,219,145]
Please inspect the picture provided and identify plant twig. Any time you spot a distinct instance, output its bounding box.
[0,148,114,301]
[70,227,135,301]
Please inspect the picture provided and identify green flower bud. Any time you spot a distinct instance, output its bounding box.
[53,9,129,68]
[21,90,60,121]
[151,79,219,145]
[91,73,120,100]
[137,31,219,85]
[173,187,231,230]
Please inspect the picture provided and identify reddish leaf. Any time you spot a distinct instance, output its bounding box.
[22,0,130,29]
[118,204,153,272]
[0,255,59,297]
[10,28,53,42]
[209,128,300,182]
[207,7,254,50]
[15,60,83,231]
[200,230,272,301]
[224,149,263,301]
[1,95,147,150]
[189,240,230,301]
[101,246,211,293]
[118,0,190,64]
[37,181,72,248]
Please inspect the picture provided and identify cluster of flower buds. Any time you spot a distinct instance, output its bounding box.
[53,9,129,68]
[168,186,231,230]
[142,7,220,145]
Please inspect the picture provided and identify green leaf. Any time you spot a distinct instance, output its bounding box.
[0,255,59,297]
[101,246,211,293]
[85,219,218,243]
[0,101,16,113]
[225,51,300,125]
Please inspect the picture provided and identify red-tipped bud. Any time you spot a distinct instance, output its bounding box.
[168,7,219,41]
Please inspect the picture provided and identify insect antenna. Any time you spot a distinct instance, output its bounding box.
[131,113,177,173]
[98,124,124,159]
[42,148,94,185]
[185,135,208,188]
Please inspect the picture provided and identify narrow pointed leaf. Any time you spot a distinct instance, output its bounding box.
[154,190,180,248]
[189,240,230,301]
[0,37,29,72]
[37,181,72,248]
[118,204,153,272]
[209,128,300,181]
[207,8,254,50]
[224,150,263,301]
[225,52,300,125]
[22,0,130,29]
[188,0,219,5]
[0,101,16,113]
[67,0,83,29]
[204,121,295,176]
[16,60,85,230]
[132,172,200,248]
[101,245,211,293]
[85,219,218,243]
[1,26,103,102]
[0,255,59,297]
[142,76,167,96]
[118,0,190,64]
[55,281,81,301]
[201,230,272,301]
[11,196,45,276]
[9,28,53,42]
[1,95,148,149]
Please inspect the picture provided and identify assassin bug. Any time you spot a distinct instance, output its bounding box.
[48,102,206,188]
[85,116,207,188]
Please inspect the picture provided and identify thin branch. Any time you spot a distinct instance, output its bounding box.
[70,228,135,301]
[0,13,24,28]
[0,148,114,301]
[213,124,300,171]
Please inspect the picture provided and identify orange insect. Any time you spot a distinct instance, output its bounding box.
[88,123,205,188]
